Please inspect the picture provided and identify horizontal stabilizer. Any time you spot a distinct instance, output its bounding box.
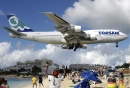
[3,26,26,36]
[44,12,69,25]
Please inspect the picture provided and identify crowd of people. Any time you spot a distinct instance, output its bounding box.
[32,64,66,88]
[0,64,127,88]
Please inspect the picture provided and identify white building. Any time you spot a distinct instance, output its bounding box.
[41,64,59,74]
[69,64,108,71]
[3,58,54,71]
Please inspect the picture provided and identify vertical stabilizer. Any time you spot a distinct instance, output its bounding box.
[7,15,34,32]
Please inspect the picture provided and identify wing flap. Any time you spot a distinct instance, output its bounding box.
[3,26,26,36]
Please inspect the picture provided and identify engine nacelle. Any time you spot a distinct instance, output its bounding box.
[90,35,97,40]
[79,44,87,49]
[84,34,97,40]
[68,26,81,32]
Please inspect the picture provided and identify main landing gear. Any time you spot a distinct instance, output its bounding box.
[69,44,74,49]
[74,43,80,51]
[68,43,80,51]
[116,42,118,47]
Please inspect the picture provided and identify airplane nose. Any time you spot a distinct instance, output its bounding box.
[124,34,128,39]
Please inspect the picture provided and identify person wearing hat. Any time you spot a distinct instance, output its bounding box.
[46,65,66,88]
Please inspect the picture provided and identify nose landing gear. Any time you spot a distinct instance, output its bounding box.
[116,42,118,47]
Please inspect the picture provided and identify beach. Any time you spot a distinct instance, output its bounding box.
[23,77,75,88]
[22,77,107,88]
[22,76,130,88]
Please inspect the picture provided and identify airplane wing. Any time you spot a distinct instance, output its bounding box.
[44,12,89,43]
[44,12,97,51]
[3,26,26,36]
[44,12,69,25]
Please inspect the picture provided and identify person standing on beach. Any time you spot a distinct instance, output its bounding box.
[100,66,103,77]
[32,76,37,88]
[0,77,9,88]
[0,77,5,88]
[38,75,44,88]
[46,65,66,88]
[4,80,9,88]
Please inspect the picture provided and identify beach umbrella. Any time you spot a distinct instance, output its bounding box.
[81,70,98,78]
[74,78,90,88]
[74,70,102,88]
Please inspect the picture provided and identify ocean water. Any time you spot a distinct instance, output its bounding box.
[5,77,32,88]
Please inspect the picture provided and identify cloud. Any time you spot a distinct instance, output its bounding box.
[0,42,130,68]
[0,9,5,16]
[0,42,10,56]
[16,41,35,50]
[62,0,130,34]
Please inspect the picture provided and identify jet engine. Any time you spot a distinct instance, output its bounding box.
[84,34,97,40]
[79,44,87,49]
[90,35,97,40]
[67,26,81,32]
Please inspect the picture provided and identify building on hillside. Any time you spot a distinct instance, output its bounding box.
[41,64,59,74]
[69,64,109,71]
[3,58,54,71]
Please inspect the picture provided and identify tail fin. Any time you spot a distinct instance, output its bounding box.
[7,15,34,32]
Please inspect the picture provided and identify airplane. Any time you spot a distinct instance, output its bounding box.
[3,12,128,51]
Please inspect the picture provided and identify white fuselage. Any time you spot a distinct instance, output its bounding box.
[12,30,128,44]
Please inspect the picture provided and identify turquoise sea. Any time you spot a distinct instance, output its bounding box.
[5,77,32,88]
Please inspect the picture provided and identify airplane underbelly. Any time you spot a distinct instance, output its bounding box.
[36,36,63,44]
[100,36,122,42]
[80,36,121,44]
[80,40,100,44]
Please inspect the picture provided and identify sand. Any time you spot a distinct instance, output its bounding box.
[22,77,130,88]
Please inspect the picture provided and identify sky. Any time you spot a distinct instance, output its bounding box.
[0,0,130,68]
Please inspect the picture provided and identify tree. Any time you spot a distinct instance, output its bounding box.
[122,63,129,68]
[18,68,26,72]
[116,63,129,68]
[32,65,42,75]
[32,65,37,75]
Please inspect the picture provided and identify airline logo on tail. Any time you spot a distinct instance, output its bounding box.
[7,15,33,32]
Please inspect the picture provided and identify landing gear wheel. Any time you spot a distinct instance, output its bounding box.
[69,44,74,49]
[73,43,80,51]
[74,48,76,51]
[116,42,118,47]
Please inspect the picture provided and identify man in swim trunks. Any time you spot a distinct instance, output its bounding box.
[38,75,44,88]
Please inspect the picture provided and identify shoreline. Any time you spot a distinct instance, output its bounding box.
[4,77,32,88]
